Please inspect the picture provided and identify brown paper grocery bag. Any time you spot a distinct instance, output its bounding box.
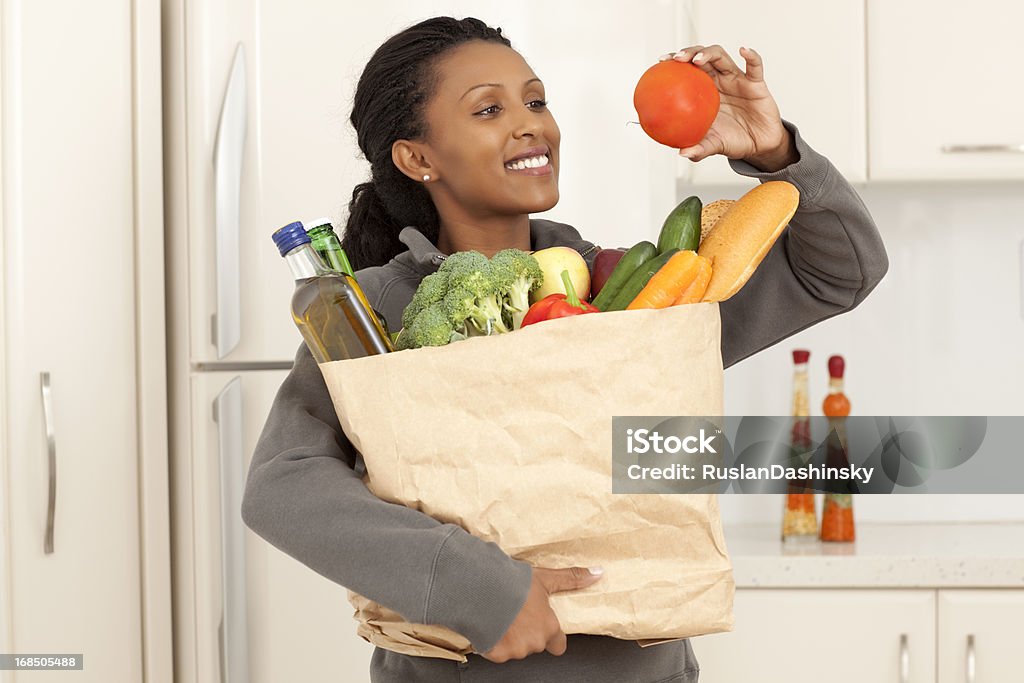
[319,302,734,662]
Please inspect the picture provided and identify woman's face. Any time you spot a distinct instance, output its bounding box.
[418,40,560,218]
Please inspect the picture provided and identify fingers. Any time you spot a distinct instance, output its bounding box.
[536,566,604,594]
[678,141,708,162]
[661,44,761,82]
[545,626,568,656]
[738,46,765,82]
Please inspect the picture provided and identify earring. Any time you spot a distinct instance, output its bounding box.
[422,174,431,182]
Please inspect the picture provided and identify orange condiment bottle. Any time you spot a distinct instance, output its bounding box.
[782,350,817,540]
[820,355,855,542]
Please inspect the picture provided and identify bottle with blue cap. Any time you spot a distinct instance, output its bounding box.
[272,221,393,362]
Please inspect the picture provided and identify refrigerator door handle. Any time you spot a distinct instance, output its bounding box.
[213,44,247,359]
[40,372,57,554]
[213,377,250,682]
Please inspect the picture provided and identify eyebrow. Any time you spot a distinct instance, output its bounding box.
[460,78,543,101]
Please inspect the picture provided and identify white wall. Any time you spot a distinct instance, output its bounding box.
[710,180,1024,523]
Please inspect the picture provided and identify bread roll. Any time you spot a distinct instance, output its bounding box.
[697,181,799,302]
[699,199,735,245]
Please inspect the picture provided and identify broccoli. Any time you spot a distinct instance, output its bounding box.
[490,249,543,330]
[438,251,510,335]
[395,302,466,350]
[395,249,543,350]
[402,269,449,330]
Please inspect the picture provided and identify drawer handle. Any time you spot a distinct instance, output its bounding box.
[899,633,909,683]
[965,634,975,683]
[941,144,1024,154]
[40,372,57,554]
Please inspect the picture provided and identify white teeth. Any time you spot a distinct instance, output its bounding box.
[505,154,549,170]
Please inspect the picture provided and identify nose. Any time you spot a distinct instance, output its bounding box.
[512,104,543,139]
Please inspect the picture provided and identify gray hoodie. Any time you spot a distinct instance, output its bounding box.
[241,120,888,682]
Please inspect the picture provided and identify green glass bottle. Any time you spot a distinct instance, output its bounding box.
[304,217,391,338]
[306,217,352,275]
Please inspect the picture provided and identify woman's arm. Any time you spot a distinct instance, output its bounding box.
[241,343,532,653]
[719,119,888,368]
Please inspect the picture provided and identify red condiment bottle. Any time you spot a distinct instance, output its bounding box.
[782,349,817,541]
[820,355,855,542]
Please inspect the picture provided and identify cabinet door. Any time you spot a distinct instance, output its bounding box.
[938,590,1024,683]
[683,0,867,185]
[188,372,373,683]
[0,0,143,680]
[868,0,1024,180]
[692,589,935,683]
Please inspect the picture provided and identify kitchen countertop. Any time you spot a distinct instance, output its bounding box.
[723,522,1024,588]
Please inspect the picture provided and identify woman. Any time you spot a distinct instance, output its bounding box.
[242,16,888,683]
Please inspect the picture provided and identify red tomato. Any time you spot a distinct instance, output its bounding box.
[633,61,720,149]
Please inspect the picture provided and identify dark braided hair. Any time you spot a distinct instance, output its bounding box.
[341,17,512,271]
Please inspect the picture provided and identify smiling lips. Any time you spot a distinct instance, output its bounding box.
[504,153,553,176]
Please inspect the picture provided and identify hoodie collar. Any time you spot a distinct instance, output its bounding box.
[393,220,591,275]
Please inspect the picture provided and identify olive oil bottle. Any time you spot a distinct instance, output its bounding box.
[272,221,392,362]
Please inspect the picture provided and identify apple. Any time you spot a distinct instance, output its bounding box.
[530,246,591,303]
[591,248,627,298]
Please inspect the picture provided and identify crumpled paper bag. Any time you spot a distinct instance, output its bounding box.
[319,302,734,662]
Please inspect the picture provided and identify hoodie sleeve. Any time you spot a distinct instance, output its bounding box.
[241,341,533,653]
[717,119,889,368]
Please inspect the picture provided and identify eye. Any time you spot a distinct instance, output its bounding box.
[528,99,549,110]
[475,104,502,116]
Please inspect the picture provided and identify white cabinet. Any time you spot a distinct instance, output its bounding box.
[693,590,936,683]
[694,588,1024,683]
[680,0,867,185]
[938,590,1024,683]
[0,0,170,681]
[867,0,1024,180]
[184,371,372,683]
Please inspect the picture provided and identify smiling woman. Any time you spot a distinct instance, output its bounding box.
[243,14,889,683]
[341,18,563,269]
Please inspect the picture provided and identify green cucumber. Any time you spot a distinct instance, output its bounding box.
[605,248,680,311]
[657,195,702,254]
[590,241,658,311]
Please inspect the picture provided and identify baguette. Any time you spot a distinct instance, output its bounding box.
[699,199,735,245]
[697,181,800,302]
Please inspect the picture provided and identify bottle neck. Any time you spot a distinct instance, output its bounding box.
[828,377,845,395]
[792,363,809,416]
[284,243,332,280]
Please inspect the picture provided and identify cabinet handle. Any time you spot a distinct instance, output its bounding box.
[213,43,247,359]
[1019,240,1023,322]
[899,634,909,683]
[213,377,250,683]
[39,372,57,554]
[965,634,975,683]
[940,144,1024,154]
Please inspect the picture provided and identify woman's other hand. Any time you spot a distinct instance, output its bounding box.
[658,45,798,172]
[479,565,604,663]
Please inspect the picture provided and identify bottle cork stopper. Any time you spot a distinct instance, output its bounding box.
[792,349,810,364]
[828,355,845,379]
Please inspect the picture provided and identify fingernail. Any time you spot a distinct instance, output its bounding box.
[588,566,604,576]
[658,53,673,61]
[694,52,705,62]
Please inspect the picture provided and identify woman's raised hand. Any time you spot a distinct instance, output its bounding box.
[479,565,603,663]
[658,45,797,171]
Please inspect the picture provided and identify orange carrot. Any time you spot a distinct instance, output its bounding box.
[672,254,712,305]
[626,250,704,310]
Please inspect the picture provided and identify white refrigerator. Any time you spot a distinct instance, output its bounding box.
[162,1,677,681]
